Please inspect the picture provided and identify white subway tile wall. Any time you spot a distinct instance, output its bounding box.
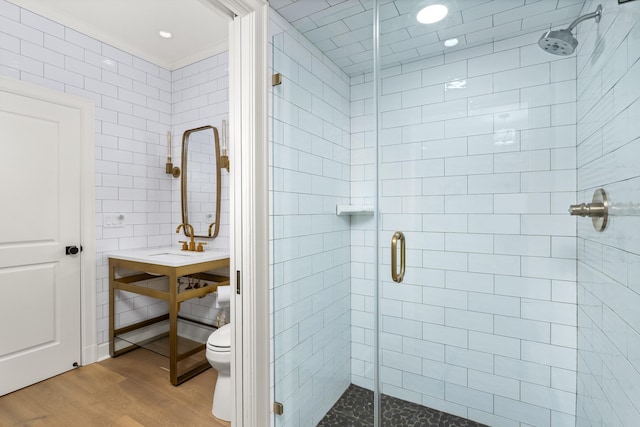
[270,10,352,427]
[170,54,230,324]
[351,18,579,427]
[0,1,229,343]
[576,0,640,425]
[4,1,639,425]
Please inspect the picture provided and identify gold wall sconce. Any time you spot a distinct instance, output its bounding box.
[165,131,181,178]
[220,120,230,172]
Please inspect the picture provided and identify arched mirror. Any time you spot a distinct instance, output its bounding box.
[180,125,221,238]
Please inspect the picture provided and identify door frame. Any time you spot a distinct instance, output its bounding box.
[216,0,270,425]
[0,76,97,366]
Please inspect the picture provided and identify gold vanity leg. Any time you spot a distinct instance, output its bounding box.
[109,260,115,357]
[169,271,178,385]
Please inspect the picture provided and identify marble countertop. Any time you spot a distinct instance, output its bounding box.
[107,247,230,268]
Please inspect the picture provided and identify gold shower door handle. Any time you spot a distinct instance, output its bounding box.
[391,231,405,283]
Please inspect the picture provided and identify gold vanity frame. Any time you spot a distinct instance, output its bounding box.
[108,256,230,385]
[181,125,222,239]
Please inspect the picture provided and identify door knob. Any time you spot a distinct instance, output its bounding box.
[568,188,608,232]
[65,245,81,255]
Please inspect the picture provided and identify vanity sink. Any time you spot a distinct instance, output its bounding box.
[107,247,229,267]
[148,249,203,257]
[108,246,230,385]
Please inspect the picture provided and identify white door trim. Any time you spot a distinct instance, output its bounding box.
[228,13,244,426]
[0,76,97,366]
[223,0,270,425]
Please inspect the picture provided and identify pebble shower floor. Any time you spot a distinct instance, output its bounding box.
[317,385,488,426]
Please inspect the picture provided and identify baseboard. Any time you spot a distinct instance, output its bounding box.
[82,343,98,365]
[97,342,111,362]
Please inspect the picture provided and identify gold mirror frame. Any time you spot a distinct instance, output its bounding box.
[180,125,221,238]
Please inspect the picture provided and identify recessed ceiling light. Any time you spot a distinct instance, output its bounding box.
[416,4,448,24]
[444,38,459,47]
[159,30,173,39]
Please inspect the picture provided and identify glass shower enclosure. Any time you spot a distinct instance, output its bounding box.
[270,0,640,426]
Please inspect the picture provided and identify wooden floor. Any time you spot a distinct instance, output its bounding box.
[0,349,231,427]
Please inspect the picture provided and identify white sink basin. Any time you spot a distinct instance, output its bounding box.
[107,247,229,267]
[148,250,200,257]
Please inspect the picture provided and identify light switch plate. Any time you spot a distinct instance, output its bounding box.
[103,213,125,228]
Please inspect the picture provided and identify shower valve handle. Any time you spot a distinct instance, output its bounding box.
[568,188,608,232]
[568,202,606,218]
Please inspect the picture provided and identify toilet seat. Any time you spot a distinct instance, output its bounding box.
[207,323,231,351]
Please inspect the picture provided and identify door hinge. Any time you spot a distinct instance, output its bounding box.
[273,401,283,415]
[272,73,282,86]
[236,270,241,295]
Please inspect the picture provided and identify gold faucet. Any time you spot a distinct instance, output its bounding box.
[176,223,196,251]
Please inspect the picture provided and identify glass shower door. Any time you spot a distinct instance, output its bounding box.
[374,1,578,426]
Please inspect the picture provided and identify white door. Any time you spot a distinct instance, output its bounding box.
[0,84,82,396]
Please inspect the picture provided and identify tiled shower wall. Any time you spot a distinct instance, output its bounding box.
[576,0,640,425]
[0,0,229,344]
[269,9,352,427]
[351,32,579,427]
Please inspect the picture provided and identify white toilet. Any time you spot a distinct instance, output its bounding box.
[206,323,231,421]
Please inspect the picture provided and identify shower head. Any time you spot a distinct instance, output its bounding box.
[538,4,602,56]
[538,29,578,56]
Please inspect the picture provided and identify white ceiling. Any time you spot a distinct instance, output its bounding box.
[9,0,593,75]
[272,0,589,76]
[7,0,232,70]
